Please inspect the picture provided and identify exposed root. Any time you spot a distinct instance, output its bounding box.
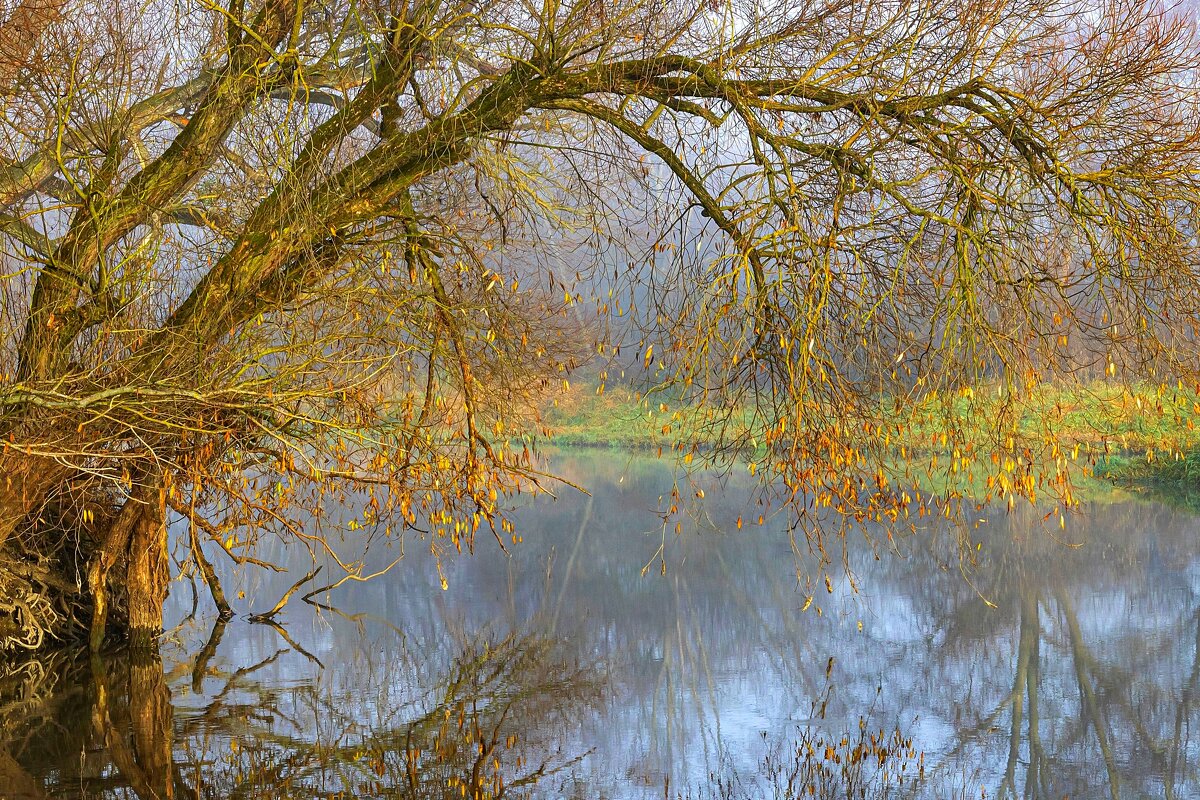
[0,482,144,653]
[0,561,79,651]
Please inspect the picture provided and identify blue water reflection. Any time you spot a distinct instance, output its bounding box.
[3,449,1200,798]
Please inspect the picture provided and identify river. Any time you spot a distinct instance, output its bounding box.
[1,449,1198,798]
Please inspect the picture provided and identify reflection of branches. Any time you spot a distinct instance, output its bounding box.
[683,684,962,800]
[999,590,1034,799]
[0,652,80,800]
[190,615,226,693]
[1165,611,1200,799]
[0,650,84,755]
[181,631,603,799]
[899,501,1200,800]
[1024,591,1049,798]
[1,624,605,799]
[1057,590,1120,800]
[254,617,325,667]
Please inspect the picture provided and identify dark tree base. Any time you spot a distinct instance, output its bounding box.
[0,476,167,653]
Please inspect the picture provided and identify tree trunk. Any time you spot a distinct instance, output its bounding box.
[124,476,168,650]
[0,459,171,653]
[87,493,142,652]
[0,750,50,800]
[87,469,168,651]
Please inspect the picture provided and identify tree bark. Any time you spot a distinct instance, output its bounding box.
[0,456,173,653]
[86,491,141,652]
[87,469,168,651]
[125,476,168,650]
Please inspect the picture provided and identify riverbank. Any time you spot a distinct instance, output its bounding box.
[538,379,1200,494]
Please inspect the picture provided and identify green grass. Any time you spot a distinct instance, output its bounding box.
[538,383,688,449]
[538,380,1200,498]
[545,380,1200,451]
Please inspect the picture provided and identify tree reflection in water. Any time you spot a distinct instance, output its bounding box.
[0,623,605,799]
[947,503,1200,800]
[4,453,1200,798]
[0,627,948,800]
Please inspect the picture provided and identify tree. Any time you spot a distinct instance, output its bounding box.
[1,0,1199,650]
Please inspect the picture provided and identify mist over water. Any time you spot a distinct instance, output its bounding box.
[3,449,1200,798]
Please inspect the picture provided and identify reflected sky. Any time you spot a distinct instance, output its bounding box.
[4,449,1200,798]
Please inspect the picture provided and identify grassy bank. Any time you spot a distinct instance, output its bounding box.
[537,383,682,449]
[538,380,1200,492]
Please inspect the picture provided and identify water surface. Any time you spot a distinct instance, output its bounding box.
[2,449,1199,798]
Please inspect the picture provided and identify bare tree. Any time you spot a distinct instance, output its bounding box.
[1,0,1199,650]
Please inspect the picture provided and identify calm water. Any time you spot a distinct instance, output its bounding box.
[3,450,1200,798]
